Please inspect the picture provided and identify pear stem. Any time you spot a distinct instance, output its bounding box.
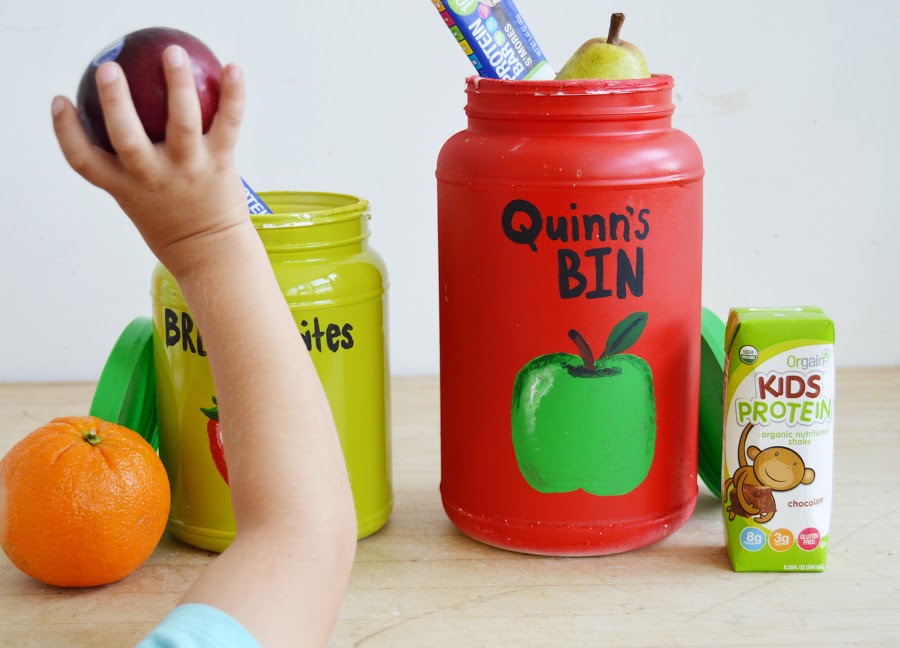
[607,12,625,46]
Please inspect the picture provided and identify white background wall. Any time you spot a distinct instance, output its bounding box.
[1,0,897,381]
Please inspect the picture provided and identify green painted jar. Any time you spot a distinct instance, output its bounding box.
[151,191,392,552]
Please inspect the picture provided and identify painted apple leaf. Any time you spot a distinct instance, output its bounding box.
[602,312,648,358]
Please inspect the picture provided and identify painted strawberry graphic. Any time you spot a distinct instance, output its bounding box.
[200,397,229,485]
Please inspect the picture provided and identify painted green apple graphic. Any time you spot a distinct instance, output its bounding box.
[511,312,657,496]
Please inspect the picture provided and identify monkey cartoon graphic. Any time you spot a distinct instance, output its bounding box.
[723,423,815,524]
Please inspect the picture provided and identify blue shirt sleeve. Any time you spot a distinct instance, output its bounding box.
[136,603,260,648]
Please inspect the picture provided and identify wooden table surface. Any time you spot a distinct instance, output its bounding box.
[2,369,899,647]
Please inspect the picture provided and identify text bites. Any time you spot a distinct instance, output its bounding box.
[164,308,355,355]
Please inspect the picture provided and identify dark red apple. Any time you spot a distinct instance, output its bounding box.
[77,27,222,153]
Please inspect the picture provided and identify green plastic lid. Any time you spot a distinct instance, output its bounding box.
[89,317,159,450]
[89,311,726,492]
[698,307,725,498]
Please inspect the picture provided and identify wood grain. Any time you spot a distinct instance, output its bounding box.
[1,369,899,647]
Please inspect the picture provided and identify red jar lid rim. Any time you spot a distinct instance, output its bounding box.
[466,74,674,97]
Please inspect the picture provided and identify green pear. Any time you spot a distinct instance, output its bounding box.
[556,13,651,80]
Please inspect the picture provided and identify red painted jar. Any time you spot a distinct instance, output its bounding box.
[437,75,704,556]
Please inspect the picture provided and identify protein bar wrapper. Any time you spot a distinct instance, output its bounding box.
[432,0,555,80]
[722,307,835,572]
[243,178,272,215]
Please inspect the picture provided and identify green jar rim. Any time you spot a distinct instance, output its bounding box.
[252,191,370,230]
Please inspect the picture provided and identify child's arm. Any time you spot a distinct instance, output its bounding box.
[52,45,357,647]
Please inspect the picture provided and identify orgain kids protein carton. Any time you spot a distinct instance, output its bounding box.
[722,307,835,572]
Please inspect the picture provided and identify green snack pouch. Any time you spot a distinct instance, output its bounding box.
[722,307,835,572]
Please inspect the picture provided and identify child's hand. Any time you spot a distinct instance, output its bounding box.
[51,45,250,278]
[55,44,357,645]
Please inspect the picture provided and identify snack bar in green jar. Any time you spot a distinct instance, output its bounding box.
[151,192,392,552]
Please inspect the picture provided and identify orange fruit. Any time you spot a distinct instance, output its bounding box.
[0,416,170,587]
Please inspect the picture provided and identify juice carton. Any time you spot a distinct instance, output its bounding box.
[722,307,835,572]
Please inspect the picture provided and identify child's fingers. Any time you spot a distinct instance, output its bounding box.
[163,45,203,161]
[208,64,245,155]
[51,95,121,190]
[95,62,156,173]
